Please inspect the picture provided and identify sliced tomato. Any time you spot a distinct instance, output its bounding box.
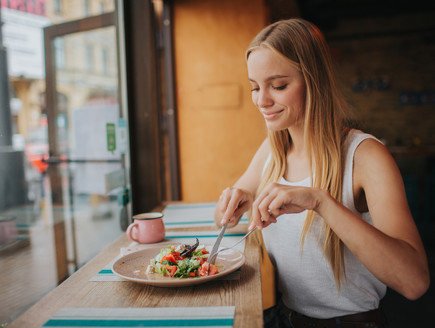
[201,249,209,254]
[173,252,186,261]
[161,253,176,265]
[161,251,185,264]
[189,272,196,277]
[164,265,178,277]
[199,262,218,276]
[196,257,206,265]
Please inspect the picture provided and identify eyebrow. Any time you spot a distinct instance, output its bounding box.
[248,75,289,83]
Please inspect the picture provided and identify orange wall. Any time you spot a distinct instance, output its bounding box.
[173,0,268,202]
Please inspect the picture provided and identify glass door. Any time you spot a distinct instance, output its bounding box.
[44,12,130,282]
[1,0,171,322]
[0,2,133,325]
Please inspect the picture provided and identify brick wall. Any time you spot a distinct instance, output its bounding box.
[326,12,435,147]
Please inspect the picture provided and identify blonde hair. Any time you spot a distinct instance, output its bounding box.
[247,18,349,289]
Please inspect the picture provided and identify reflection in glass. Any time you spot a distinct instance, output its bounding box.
[0,1,124,325]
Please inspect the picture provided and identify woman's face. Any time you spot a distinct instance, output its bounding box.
[247,47,306,131]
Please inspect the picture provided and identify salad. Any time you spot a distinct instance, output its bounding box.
[146,239,219,278]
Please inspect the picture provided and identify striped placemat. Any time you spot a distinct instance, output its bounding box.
[91,230,247,282]
[42,306,235,327]
[163,202,249,228]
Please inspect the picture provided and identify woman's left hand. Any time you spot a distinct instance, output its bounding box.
[249,183,323,230]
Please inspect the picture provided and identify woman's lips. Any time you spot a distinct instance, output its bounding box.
[262,109,283,120]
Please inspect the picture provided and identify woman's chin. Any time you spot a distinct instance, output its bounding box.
[265,122,287,132]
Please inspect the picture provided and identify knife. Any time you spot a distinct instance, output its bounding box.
[208,221,229,265]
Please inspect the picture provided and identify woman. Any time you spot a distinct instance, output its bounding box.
[215,18,429,328]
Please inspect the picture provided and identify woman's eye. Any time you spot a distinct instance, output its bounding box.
[251,87,259,92]
[273,84,288,90]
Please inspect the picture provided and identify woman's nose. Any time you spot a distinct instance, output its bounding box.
[256,89,273,108]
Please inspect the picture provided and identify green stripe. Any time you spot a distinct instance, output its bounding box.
[165,203,216,210]
[165,218,248,226]
[164,220,214,225]
[163,218,248,225]
[43,318,233,327]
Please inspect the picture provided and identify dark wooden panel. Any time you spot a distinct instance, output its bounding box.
[123,0,163,213]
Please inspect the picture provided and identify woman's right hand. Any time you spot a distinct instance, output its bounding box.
[215,187,253,227]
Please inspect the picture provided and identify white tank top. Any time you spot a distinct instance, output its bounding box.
[261,130,386,319]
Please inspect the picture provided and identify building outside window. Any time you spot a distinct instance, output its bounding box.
[0,1,122,326]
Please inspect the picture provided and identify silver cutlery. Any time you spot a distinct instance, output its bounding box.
[208,226,257,264]
[208,221,229,265]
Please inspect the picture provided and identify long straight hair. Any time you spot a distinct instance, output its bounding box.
[246,18,349,288]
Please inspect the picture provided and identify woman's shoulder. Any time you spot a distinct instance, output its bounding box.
[345,129,381,146]
[344,129,395,178]
[346,129,385,152]
[343,129,384,158]
[351,131,397,178]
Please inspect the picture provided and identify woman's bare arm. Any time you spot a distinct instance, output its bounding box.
[250,139,430,299]
[214,138,270,227]
[325,138,430,299]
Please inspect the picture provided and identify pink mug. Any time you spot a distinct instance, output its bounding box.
[126,212,165,244]
[0,216,18,245]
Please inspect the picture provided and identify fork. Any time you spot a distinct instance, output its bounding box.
[207,226,257,265]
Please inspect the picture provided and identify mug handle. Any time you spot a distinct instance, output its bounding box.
[126,222,139,242]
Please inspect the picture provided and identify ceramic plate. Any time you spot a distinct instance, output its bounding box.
[112,244,245,287]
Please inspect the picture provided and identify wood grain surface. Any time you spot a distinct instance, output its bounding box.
[9,224,263,328]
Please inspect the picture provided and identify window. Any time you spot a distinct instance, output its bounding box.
[54,0,62,14]
[54,37,66,69]
[84,0,90,16]
[102,47,108,74]
[85,44,93,72]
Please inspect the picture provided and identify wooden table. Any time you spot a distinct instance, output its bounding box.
[9,214,264,328]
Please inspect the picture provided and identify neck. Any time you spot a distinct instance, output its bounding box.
[287,126,306,157]
[284,126,311,181]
